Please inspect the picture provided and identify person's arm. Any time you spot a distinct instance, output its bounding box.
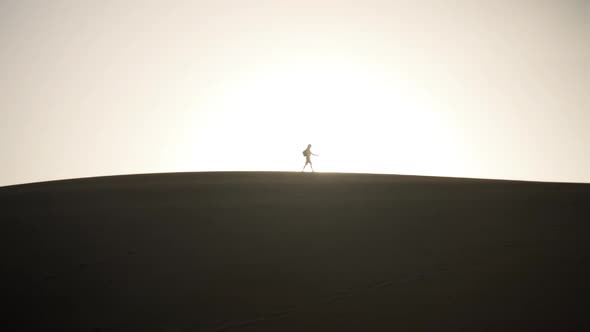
[312,153,319,156]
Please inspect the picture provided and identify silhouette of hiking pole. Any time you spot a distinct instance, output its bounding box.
[301,144,319,172]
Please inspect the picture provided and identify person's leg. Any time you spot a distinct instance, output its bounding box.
[310,161,314,172]
[303,158,312,172]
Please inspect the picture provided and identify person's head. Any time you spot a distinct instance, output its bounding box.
[308,144,312,148]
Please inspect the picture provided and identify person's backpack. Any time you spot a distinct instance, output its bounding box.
[302,150,307,157]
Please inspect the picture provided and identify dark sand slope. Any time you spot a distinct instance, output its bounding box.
[2,172,590,331]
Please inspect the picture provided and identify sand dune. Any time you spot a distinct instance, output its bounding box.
[2,172,589,331]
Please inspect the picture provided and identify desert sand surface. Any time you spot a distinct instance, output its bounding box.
[2,171,589,331]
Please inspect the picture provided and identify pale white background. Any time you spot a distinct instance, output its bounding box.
[1,0,588,185]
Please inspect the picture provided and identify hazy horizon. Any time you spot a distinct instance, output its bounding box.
[1,0,588,186]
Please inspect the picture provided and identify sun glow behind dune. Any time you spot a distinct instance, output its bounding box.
[185,54,463,176]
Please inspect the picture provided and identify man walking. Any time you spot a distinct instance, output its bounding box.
[302,144,319,172]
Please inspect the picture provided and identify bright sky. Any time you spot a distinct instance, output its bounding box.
[1,0,588,186]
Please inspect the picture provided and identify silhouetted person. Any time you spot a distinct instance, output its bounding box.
[302,144,319,172]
